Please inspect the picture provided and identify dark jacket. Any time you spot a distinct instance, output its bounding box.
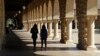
[40,25,48,38]
[30,24,38,38]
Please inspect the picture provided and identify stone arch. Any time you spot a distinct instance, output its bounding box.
[43,2,47,21]
[53,0,60,20]
[47,0,52,21]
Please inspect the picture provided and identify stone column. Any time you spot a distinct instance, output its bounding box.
[37,22,41,38]
[30,7,33,29]
[23,10,28,31]
[27,6,30,31]
[26,8,30,31]
[59,0,68,43]
[25,23,28,30]
[37,22,41,33]
[87,16,97,50]
[0,0,4,50]
[40,22,43,30]
[30,22,33,29]
[48,22,53,37]
[29,9,32,31]
[53,21,58,39]
[76,0,88,50]
[23,20,25,30]
[32,7,34,25]
[66,18,73,43]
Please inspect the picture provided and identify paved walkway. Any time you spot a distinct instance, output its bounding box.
[0,29,100,56]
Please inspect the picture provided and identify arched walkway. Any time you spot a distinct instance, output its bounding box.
[0,0,100,55]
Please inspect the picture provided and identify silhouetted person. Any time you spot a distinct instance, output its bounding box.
[40,25,48,49]
[30,24,38,49]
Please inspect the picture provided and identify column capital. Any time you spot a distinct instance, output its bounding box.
[53,19,59,23]
[87,15,97,21]
[66,17,74,21]
[42,20,47,24]
[47,20,52,23]
[36,21,41,23]
[87,15,97,25]
[60,17,66,19]
[53,21,59,39]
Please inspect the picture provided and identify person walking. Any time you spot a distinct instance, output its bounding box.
[30,24,38,49]
[40,24,48,49]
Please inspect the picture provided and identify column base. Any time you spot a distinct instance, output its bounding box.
[65,40,74,45]
[60,39,66,44]
[52,36,59,40]
[48,34,53,38]
[87,45,97,51]
[77,43,87,50]
[66,39,73,42]
[23,29,27,31]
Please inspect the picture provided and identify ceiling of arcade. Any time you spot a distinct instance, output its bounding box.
[4,0,99,19]
[5,0,32,19]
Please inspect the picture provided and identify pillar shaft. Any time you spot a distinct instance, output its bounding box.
[76,0,88,50]
[23,21,26,30]
[53,22,58,39]
[30,7,33,30]
[48,22,53,37]
[59,0,68,43]
[30,22,33,29]
[37,22,41,33]
[26,8,30,31]
[25,23,27,30]
[87,16,97,50]
[88,21,95,46]
[23,10,27,30]
[66,18,73,42]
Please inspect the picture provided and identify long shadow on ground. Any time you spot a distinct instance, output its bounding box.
[1,30,91,56]
[1,30,47,56]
